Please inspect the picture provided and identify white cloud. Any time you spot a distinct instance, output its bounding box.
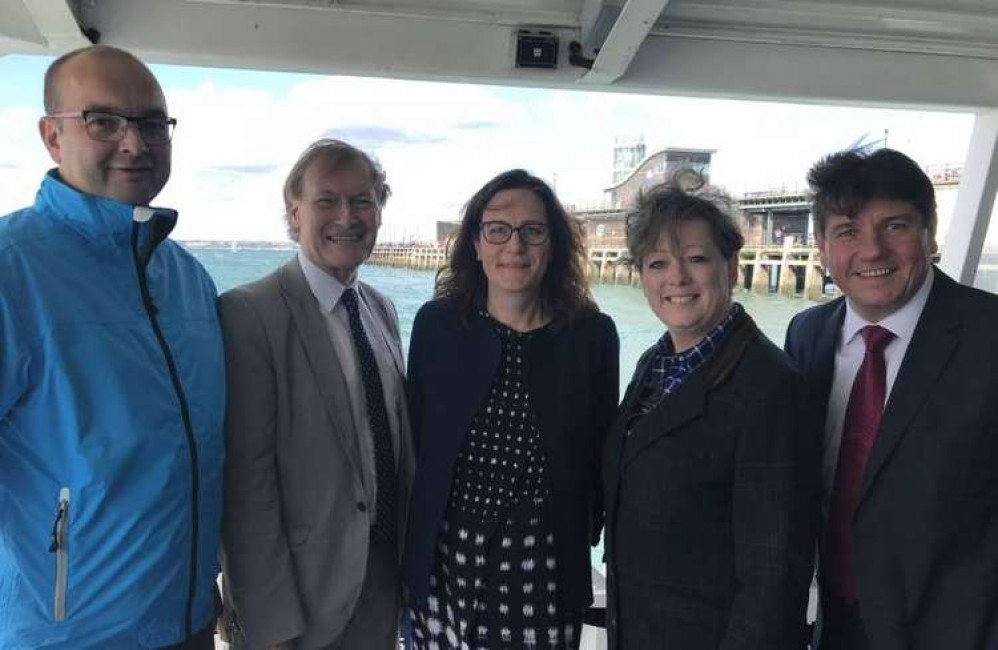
[0,106,53,212]
[0,69,978,245]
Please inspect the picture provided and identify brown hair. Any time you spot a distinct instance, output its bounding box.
[808,148,937,237]
[626,170,744,270]
[435,169,597,325]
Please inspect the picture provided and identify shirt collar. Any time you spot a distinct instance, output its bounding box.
[297,250,357,313]
[655,302,741,363]
[841,265,935,348]
[36,169,176,245]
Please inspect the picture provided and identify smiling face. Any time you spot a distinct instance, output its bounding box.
[39,50,170,206]
[817,198,935,322]
[290,157,382,284]
[473,188,551,302]
[639,219,738,352]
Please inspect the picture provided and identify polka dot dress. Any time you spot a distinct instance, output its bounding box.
[411,316,581,650]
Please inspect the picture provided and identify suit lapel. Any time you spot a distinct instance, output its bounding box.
[358,284,405,376]
[278,260,367,486]
[810,301,844,408]
[860,272,961,502]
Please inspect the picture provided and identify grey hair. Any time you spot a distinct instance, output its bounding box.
[282,138,391,240]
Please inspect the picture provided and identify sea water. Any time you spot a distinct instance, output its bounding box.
[191,245,820,391]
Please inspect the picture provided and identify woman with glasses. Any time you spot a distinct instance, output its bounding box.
[602,174,821,649]
[403,169,619,649]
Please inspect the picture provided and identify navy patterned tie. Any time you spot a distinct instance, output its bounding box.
[341,288,398,546]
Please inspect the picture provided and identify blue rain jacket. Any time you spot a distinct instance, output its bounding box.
[0,172,225,649]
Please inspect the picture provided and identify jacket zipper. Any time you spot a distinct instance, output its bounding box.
[49,487,70,622]
[131,222,201,638]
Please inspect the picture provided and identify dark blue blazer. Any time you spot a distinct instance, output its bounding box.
[402,298,620,611]
[785,268,998,650]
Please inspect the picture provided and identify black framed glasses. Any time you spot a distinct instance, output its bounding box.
[47,110,177,145]
[480,220,550,245]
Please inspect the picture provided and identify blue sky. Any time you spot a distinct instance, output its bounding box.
[0,54,977,242]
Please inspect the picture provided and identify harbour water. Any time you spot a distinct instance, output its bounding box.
[190,245,821,392]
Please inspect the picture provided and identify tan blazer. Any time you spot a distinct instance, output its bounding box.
[219,259,415,650]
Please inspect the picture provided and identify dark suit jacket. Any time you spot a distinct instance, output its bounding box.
[401,298,620,612]
[785,268,998,650]
[604,310,821,650]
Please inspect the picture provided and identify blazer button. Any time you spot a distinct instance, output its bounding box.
[357,502,367,512]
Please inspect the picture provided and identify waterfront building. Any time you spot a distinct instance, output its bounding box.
[606,146,715,209]
[611,135,646,184]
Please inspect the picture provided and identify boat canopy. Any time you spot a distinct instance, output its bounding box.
[3,0,997,283]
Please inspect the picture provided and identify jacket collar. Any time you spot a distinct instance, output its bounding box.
[35,169,176,246]
[618,308,760,465]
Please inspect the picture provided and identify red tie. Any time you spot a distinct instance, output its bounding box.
[824,324,896,603]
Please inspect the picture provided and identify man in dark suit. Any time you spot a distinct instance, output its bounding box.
[785,148,998,650]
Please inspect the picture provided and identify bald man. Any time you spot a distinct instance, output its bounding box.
[0,46,225,649]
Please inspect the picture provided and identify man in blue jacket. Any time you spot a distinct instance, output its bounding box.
[0,45,225,649]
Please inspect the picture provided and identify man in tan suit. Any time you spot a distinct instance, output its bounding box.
[219,139,415,650]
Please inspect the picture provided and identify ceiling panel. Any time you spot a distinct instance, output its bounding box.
[3,0,997,110]
[653,0,998,57]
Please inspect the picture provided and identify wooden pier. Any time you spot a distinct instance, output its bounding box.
[369,243,828,300]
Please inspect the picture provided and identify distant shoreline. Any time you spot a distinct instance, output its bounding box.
[180,240,295,249]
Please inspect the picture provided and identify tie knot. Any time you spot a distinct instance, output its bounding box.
[860,325,895,354]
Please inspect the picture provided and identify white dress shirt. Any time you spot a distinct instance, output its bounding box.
[297,252,403,511]
[821,267,935,510]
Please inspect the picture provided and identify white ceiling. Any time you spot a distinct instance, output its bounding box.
[3,0,998,110]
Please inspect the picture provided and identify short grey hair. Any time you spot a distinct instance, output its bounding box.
[282,138,391,240]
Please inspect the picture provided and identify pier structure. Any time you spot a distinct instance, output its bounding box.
[372,187,831,299]
[378,161,962,300]
[583,243,827,300]
[368,245,447,271]
[565,186,828,298]
[369,241,828,300]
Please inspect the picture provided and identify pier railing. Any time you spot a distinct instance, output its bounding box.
[369,243,829,300]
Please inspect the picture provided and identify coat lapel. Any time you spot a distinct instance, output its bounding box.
[618,310,758,467]
[604,350,653,490]
[621,364,708,467]
[860,271,961,502]
[278,260,367,487]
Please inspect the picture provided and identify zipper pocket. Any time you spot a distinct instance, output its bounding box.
[48,487,70,622]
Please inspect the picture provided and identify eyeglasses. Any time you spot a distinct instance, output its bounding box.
[47,110,177,145]
[480,220,550,245]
